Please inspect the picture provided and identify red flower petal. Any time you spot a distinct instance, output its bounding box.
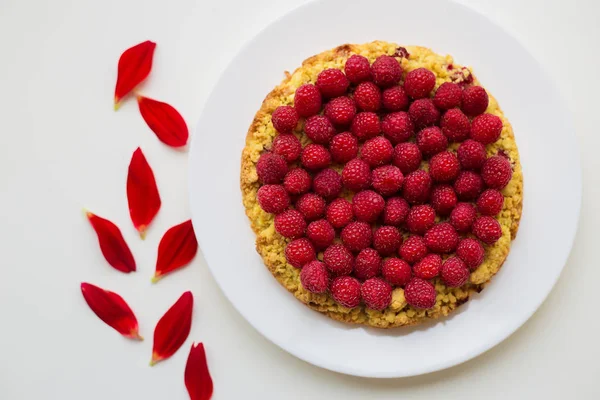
[85,211,136,273]
[127,147,161,239]
[81,283,143,340]
[114,40,156,109]
[185,343,214,400]
[150,291,194,365]
[137,95,189,148]
[152,220,198,283]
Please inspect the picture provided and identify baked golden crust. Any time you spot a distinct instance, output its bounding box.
[240,41,523,328]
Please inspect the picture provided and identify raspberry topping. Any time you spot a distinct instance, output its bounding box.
[416,126,448,157]
[330,276,362,308]
[274,210,306,239]
[256,152,288,184]
[440,108,470,142]
[257,184,290,214]
[329,132,359,163]
[341,221,372,252]
[305,115,336,144]
[456,238,485,270]
[316,68,350,98]
[272,133,302,162]
[477,189,504,216]
[406,204,436,235]
[440,257,470,287]
[354,81,382,112]
[371,165,404,196]
[283,168,312,195]
[473,216,502,245]
[313,168,342,200]
[271,105,299,133]
[433,82,462,110]
[382,85,409,111]
[399,235,428,264]
[404,68,436,99]
[360,136,393,167]
[306,219,336,249]
[326,198,354,229]
[352,190,385,222]
[430,184,458,216]
[413,254,442,280]
[471,113,502,144]
[481,155,512,189]
[285,238,316,268]
[383,197,410,226]
[296,193,326,221]
[393,142,422,174]
[461,85,489,117]
[371,55,402,88]
[300,261,329,294]
[457,139,486,170]
[323,244,354,276]
[381,258,412,287]
[301,144,331,171]
[454,170,484,201]
[450,202,477,233]
[404,278,436,309]
[344,54,372,84]
[429,151,460,183]
[424,222,459,253]
[408,98,440,128]
[351,112,381,140]
[294,84,322,118]
[324,96,357,126]
[361,278,392,310]
[355,248,382,280]
[342,158,372,191]
[373,226,402,256]
[402,169,432,204]
[382,111,414,144]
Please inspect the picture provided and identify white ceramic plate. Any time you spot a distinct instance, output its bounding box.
[189,0,581,378]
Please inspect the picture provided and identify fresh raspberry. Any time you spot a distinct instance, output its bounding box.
[404,68,436,99]
[477,189,504,216]
[461,86,489,117]
[373,226,402,256]
[399,236,428,264]
[383,197,410,226]
[274,209,306,239]
[351,112,381,140]
[402,169,432,204]
[408,98,440,128]
[416,126,448,158]
[406,205,435,235]
[440,108,470,142]
[323,244,354,276]
[355,248,382,280]
[313,168,342,200]
[473,216,502,244]
[424,222,459,253]
[381,258,412,287]
[342,158,371,191]
[324,96,356,126]
[272,133,302,162]
[271,105,299,133]
[382,85,409,111]
[306,219,335,249]
[413,254,442,280]
[481,156,512,189]
[344,54,372,84]
[404,278,436,309]
[330,276,362,308]
[429,151,460,183]
[433,82,462,110]
[457,139,486,170]
[304,115,336,144]
[431,184,458,216]
[456,238,484,270]
[341,221,372,252]
[392,142,422,174]
[326,198,354,229]
[354,81,381,111]
[454,171,484,201]
[450,202,477,233]
[371,165,404,196]
[316,68,349,98]
[361,278,392,310]
[382,111,414,144]
[283,168,312,195]
[440,257,469,287]
[285,238,316,268]
[300,261,329,294]
[360,136,393,167]
[471,113,502,144]
[371,55,402,88]
[352,190,385,222]
[301,144,331,171]
[256,184,290,214]
[256,152,288,184]
[294,84,322,117]
[296,193,326,221]
[329,132,359,163]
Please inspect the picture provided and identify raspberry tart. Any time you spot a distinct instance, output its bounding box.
[240,41,523,328]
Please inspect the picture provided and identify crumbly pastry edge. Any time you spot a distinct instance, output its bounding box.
[240,41,523,328]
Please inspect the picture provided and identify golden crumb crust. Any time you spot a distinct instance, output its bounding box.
[240,41,523,328]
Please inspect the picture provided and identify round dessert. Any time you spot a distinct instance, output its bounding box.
[240,41,523,328]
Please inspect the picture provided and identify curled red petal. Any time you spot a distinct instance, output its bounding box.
[151,291,194,365]
[152,220,198,282]
[127,147,161,238]
[137,95,189,147]
[114,40,156,109]
[80,283,143,340]
[185,343,213,400]
[85,211,136,273]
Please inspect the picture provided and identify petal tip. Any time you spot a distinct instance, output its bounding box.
[151,274,162,284]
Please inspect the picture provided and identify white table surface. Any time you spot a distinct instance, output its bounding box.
[0,0,598,398]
